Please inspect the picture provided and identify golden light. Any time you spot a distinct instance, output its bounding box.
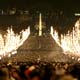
[0,26,30,59]
[28,66,35,71]
[39,13,42,36]
[51,18,80,57]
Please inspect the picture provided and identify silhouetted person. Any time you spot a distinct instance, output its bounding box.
[0,67,10,80]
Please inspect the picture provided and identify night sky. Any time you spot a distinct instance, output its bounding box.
[0,0,80,12]
[0,0,80,33]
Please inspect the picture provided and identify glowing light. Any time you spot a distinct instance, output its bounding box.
[29,66,35,71]
[39,13,42,36]
[75,13,80,16]
[0,26,30,59]
[51,18,80,57]
[8,54,11,57]
[0,57,1,60]
[50,26,60,46]
[12,51,17,55]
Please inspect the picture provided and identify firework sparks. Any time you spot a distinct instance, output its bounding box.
[0,26,30,59]
[51,18,80,57]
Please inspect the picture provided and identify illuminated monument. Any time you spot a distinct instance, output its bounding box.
[3,13,70,63]
[1,13,80,62]
[39,13,42,36]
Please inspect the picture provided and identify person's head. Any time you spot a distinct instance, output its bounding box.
[59,74,77,80]
[29,69,41,80]
[31,76,41,80]
[0,67,10,80]
[11,68,22,80]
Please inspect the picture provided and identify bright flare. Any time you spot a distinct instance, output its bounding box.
[51,18,80,57]
[0,26,30,59]
[39,13,42,36]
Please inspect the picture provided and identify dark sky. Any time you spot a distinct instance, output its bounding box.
[0,0,80,11]
[0,0,80,33]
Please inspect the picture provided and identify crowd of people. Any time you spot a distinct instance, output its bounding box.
[0,61,80,80]
[2,48,71,63]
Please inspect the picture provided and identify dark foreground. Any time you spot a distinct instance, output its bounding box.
[0,61,80,80]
